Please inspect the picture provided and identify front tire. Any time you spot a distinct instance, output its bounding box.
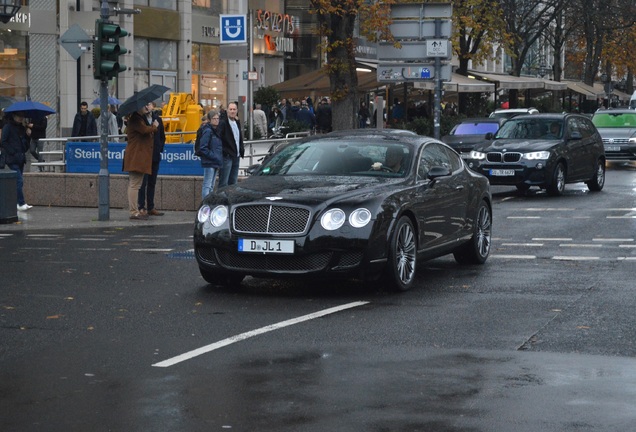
[382,216,417,292]
[453,201,492,265]
[546,162,566,196]
[586,158,605,192]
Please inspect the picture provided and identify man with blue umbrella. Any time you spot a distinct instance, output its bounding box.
[1,111,32,211]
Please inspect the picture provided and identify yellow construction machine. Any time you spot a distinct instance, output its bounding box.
[161,93,203,143]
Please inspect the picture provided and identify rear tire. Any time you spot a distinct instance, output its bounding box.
[546,162,566,196]
[586,158,605,192]
[382,216,417,292]
[453,201,492,265]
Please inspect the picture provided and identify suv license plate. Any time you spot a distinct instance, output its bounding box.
[490,169,515,176]
[605,146,620,151]
[239,238,294,254]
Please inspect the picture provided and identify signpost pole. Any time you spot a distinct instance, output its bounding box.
[98,0,110,221]
[433,18,442,140]
[248,10,254,141]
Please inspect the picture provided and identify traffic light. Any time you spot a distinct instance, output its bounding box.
[93,20,128,80]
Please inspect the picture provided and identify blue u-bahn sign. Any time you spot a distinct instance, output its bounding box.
[219,14,247,44]
[65,142,204,175]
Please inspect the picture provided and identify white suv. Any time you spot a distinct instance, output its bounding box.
[489,108,539,120]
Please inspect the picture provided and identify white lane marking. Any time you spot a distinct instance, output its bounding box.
[607,216,636,219]
[69,238,107,241]
[619,245,636,248]
[618,257,636,261]
[525,208,576,211]
[490,254,536,259]
[559,244,602,248]
[500,243,543,247]
[553,256,600,261]
[131,248,173,252]
[533,238,572,241]
[592,238,634,242]
[508,216,541,219]
[152,301,369,368]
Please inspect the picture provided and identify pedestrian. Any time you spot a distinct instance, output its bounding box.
[358,102,370,129]
[217,101,244,188]
[26,114,48,170]
[137,101,166,216]
[252,103,268,139]
[71,101,98,139]
[0,111,32,211]
[315,98,332,133]
[123,104,159,220]
[199,110,223,198]
[97,104,119,142]
[296,100,316,131]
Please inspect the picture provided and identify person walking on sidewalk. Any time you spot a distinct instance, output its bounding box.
[71,101,97,139]
[217,101,244,188]
[123,104,158,220]
[137,101,166,216]
[1,111,32,211]
[199,110,223,199]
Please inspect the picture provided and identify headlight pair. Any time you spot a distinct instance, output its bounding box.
[321,208,372,230]
[197,205,228,227]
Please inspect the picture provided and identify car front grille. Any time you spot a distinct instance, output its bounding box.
[602,138,630,145]
[217,249,331,272]
[233,204,311,235]
[487,152,522,163]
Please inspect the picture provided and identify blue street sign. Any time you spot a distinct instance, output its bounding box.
[421,68,431,79]
[220,14,247,44]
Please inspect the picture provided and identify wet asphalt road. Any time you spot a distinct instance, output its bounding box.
[1,162,636,431]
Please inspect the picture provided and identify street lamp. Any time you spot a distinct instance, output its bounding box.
[0,0,21,24]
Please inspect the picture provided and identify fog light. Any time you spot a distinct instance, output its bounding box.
[536,163,544,169]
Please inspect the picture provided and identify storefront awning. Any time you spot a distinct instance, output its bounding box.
[414,73,495,93]
[565,81,604,100]
[469,71,567,91]
[271,66,383,99]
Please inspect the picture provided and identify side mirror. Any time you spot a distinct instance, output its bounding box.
[427,166,452,181]
[485,132,494,140]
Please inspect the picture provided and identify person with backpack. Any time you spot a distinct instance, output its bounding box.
[198,110,223,199]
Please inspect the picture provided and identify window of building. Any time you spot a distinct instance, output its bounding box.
[192,43,227,111]
[0,28,28,103]
[133,0,176,10]
[134,38,177,103]
[192,0,222,15]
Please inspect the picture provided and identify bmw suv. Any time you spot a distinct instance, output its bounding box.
[591,108,636,160]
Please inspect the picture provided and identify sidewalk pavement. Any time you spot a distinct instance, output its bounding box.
[0,206,196,232]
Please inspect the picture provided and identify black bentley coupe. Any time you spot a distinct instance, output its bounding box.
[194,130,492,291]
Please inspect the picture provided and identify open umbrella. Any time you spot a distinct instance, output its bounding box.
[4,100,56,120]
[118,85,170,117]
[91,96,122,106]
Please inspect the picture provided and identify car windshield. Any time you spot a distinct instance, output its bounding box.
[453,122,500,135]
[495,118,563,140]
[256,139,412,177]
[592,112,636,128]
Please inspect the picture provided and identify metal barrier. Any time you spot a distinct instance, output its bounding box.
[32,130,309,175]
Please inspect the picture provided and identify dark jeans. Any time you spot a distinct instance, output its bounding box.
[217,155,240,188]
[8,163,25,206]
[138,159,160,211]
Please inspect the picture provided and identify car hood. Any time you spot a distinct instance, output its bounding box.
[475,138,558,152]
[595,127,636,138]
[208,175,406,207]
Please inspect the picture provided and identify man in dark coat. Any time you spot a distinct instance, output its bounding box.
[217,101,244,188]
[138,101,166,216]
[71,101,97,139]
[315,98,332,133]
[1,111,31,210]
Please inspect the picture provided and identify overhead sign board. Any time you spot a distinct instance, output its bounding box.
[60,24,92,60]
[220,14,247,44]
[426,39,449,57]
[378,40,452,61]
[377,63,452,82]
[389,19,452,39]
[390,3,452,19]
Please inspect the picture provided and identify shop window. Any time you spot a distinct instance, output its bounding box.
[133,0,176,10]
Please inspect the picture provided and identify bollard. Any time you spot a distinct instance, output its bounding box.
[0,166,18,224]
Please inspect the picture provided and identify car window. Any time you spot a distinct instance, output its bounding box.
[496,118,564,140]
[418,143,452,180]
[441,146,462,172]
[453,122,500,135]
[573,117,594,138]
[566,118,580,138]
[592,112,636,127]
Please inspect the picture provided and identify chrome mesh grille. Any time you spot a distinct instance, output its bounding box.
[602,138,630,145]
[233,205,311,235]
[217,250,331,272]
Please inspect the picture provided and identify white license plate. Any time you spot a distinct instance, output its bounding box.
[605,146,620,151]
[238,238,295,254]
[489,169,515,176]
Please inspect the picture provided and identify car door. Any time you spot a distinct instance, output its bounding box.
[566,116,598,181]
[413,143,467,252]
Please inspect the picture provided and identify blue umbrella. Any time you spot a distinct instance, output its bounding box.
[4,100,56,120]
[91,96,122,106]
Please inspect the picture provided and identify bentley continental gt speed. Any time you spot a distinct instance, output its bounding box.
[194,130,492,292]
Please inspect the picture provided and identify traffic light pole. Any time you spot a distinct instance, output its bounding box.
[98,1,110,221]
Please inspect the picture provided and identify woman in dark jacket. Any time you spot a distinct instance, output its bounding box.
[200,109,223,199]
[1,111,31,211]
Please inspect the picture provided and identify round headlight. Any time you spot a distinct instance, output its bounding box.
[349,208,372,228]
[197,205,211,223]
[321,208,346,230]
[210,205,229,227]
